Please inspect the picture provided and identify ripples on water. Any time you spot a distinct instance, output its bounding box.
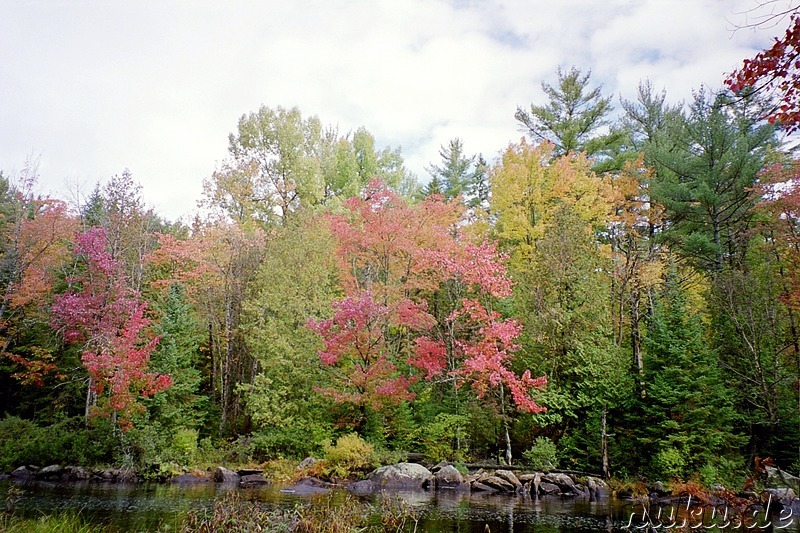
[2,480,797,532]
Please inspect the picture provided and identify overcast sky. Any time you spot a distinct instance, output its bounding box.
[0,1,794,222]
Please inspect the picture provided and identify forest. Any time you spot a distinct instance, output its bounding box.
[2,22,800,489]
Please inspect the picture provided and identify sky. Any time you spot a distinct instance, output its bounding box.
[0,0,795,222]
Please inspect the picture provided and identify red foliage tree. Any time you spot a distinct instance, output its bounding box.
[727,11,800,132]
[311,180,546,425]
[1,198,78,385]
[52,227,170,429]
[306,293,415,411]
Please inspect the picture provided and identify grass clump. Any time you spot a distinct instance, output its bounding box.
[0,512,96,533]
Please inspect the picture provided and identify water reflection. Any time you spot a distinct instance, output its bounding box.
[3,480,797,532]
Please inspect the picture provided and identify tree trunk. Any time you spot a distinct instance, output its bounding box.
[631,290,645,398]
[85,376,96,427]
[601,406,610,479]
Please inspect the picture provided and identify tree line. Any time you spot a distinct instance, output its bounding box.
[1,54,799,485]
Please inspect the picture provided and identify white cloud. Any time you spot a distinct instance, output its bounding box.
[0,0,792,221]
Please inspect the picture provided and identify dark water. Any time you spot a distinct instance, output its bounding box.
[2,480,797,532]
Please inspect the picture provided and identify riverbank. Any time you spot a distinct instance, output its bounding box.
[5,457,799,517]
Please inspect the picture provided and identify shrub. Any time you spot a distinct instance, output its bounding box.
[0,416,116,471]
[522,437,558,471]
[171,427,199,461]
[653,447,686,480]
[416,413,468,463]
[322,433,376,479]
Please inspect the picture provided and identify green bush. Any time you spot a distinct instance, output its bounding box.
[171,427,198,461]
[0,416,116,471]
[653,447,686,480]
[251,422,332,460]
[522,437,559,471]
[322,433,377,479]
[416,413,468,463]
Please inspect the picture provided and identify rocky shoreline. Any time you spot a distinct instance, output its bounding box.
[4,461,800,513]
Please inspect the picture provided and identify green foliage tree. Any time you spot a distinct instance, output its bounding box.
[637,270,745,481]
[515,66,627,170]
[146,283,207,432]
[426,138,474,200]
[647,88,775,273]
[241,215,341,456]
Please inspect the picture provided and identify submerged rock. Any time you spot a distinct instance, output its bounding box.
[240,473,270,486]
[347,479,375,495]
[170,473,209,484]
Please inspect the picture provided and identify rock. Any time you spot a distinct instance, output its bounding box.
[647,481,667,495]
[586,476,610,499]
[11,466,35,480]
[765,487,797,504]
[538,481,561,495]
[282,478,331,495]
[518,473,538,483]
[766,466,800,494]
[297,456,318,470]
[495,470,523,491]
[213,466,240,484]
[240,473,269,486]
[464,471,483,484]
[170,473,209,484]
[471,481,497,492]
[431,461,449,473]
[64,466,91,481]
[478,474,516,492]
[543,473,576,492]
[38,464,64,479]
[369,463,433,490]
[572,483,589,497]
[347,479,375,495]
[435,465,464,488]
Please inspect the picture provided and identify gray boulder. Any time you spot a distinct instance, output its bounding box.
[766,466,800,494]
[471,481,497,492]
[495,469,523,491]
[543,472,576,492]
[586,476,610,499]
[478,474,516,492]
[64,466,91,480]
[347,479,375,495]
[435,465,464,485]
[11,466,35,480]
[38,464,64,479]
[369,462,433,490]
[213,466,240,484]
[240,473,269,486]
[297,456,318,469]
[538,481,561,495]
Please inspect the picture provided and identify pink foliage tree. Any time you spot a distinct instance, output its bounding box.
[306,293,414,413]
[52,227,170,429]
[310,180,546,444]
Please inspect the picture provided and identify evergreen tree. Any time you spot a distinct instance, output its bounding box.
[638,270,745,481]
[146,283,207,431]
[648,88,775,273]
[426,138,475,200]
[515,66,627,170]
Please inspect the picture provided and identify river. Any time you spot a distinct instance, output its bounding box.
[2,479,796,532]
